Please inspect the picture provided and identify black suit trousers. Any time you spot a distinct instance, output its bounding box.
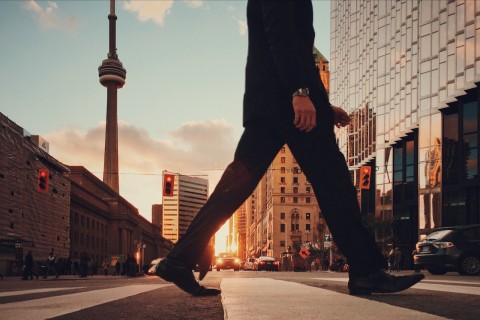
[167,116,387,277]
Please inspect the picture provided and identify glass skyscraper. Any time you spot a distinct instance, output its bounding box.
[331,0,480,265]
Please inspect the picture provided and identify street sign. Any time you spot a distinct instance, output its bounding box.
[299,247,310,259]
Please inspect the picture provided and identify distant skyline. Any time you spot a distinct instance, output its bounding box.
[0,0,331,224]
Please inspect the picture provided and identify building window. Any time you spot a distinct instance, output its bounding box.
[281,157,286,164]
[280,224,285,232]
[280,212,285,219]
[306,187,311,193]
[306,197,311,203]
[281,197,285,203]
[281,147,286,153]
[306,213,310,220]
[280,177,286,184]
[281,187,285,193]
[293,187,298,193]
[281,167,285,174]
[293,197,298,203]
[306,224,311,231]
[293,177,298,184]
[442,94,480,226]
[280,240,285,247]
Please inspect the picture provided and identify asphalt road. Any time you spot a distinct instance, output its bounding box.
[0,270,479,320]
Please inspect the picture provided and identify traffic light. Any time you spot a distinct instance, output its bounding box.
[163,174,175,197]
[360,166,371,190]
[37,168,49,192]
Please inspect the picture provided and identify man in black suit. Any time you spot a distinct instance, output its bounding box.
[157,0,423,296]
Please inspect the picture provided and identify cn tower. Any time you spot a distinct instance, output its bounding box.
[98,0,126,193]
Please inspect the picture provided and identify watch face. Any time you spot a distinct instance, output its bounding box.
[293,88,309,96]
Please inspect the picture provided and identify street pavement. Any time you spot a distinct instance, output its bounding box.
[0,271,479,319]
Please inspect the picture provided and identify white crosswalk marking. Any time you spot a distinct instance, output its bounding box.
[313,277,480,296]
[221,278,451,320]
[0,287,84,298]
[0,284,171,320]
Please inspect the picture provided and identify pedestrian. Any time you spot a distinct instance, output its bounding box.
[22,250,34,280]
[394,247,402,272]
[412,249,421,273]
[80,251,88,278]
[155,0,424,296]
[102,259,109,276]
[388,248,396,273]
[44,249,58,279]
[115,260,121,276]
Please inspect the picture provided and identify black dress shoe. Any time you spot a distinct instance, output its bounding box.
[156,258,221,296]
[348,270,424,295]
[198,246,214,281]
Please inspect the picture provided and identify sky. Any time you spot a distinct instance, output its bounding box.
[0,0,330,249]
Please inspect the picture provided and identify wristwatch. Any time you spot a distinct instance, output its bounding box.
[292,88,310,97]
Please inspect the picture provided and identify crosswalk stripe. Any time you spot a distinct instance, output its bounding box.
[0,284,171,320]
[0,287,84,298]
[221,278,450,320]
[313,278,480,296]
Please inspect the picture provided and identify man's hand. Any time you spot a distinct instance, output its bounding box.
[331,105,350,128]
[293,96,316,132]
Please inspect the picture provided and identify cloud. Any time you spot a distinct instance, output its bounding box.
[23,0,78,33]
[184,0,203,9]
[233,17,247,36]
[123,0,204,26]
[123,0,174,26]
[44,119,236,218]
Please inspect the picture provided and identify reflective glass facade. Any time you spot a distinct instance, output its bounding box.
[331,0,480,259]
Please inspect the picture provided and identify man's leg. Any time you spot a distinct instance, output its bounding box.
[285,123,423,294]
[168,124,284,267]
[285,124,385,276]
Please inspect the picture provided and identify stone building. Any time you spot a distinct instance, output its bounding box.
[69,166,173,271]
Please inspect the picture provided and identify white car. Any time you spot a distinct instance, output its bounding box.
[243,258,256,271]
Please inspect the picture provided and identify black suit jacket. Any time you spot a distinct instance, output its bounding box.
[243,0,331,127]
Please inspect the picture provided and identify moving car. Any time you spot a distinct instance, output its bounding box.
[254,256,279,271]
[243,258,256,271]
[414,224,480,275]
[216,252,241,271]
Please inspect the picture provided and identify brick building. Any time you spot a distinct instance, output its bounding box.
[0,113,70,275]
[0,112,173,275]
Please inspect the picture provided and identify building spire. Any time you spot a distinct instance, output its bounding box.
[98,0,126,193]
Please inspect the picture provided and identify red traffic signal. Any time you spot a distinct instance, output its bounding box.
[37,168,50,192]
[163,174,175,197]
[360,166,371,190]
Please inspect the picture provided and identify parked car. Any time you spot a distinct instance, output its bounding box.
[216,252,241,271]
[244,258,256,271]
[414,224,480,275]
[254,256,279,271]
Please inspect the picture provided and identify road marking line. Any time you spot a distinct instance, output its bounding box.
[0,287,84,298]
[313,278,480,296]
[221,278,450,320]
[423,279,480,286]
[1,284,171,320]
